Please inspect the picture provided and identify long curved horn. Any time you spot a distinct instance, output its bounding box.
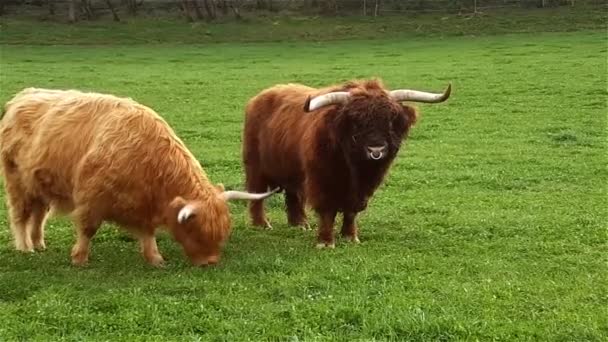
[306,91,351,112]
[220,187,281,201]
[389,83,452,103]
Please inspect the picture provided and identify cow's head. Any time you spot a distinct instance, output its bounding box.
[304,79,451,164]
[168,186,280,266]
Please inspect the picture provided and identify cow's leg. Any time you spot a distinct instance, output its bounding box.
[286,190,310,230]
[4,178,34,252]
[70,208,101,266]
[245,167,272,229]
[341,211,360,243]
[315,209,337,249]
[70,154,109,265]
[29,199,50,250]
[138,233,164,267]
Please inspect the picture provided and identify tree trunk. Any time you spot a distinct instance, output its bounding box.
[127,0,138,15]
[48,0,55,15]
[374,0,379,17]
[80,0,94,19]
[203,0,216,20]
[210,0,217,18]
[230,1,242,20]
[329,0,338,14]
[181,0,195,22]
[105,0,120,21]
[192,0,204,20]
[68,0,77,22]
[219,0,228,15]
[363,0,366,16]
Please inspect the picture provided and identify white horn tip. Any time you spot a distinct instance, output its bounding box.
[221,186,283,201]
[442,83,452,100]
[258,186,282,199]
[307,96,324,112]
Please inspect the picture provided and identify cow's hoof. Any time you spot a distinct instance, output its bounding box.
[145,254,165,267]
[298,222,313,231]
[252,221,273,230]
[34,240,47,251]
[71,254,89,266]
[344,235,360,244]
[315,242,335,249]
[71,246,89,266]
[15,240,34,253]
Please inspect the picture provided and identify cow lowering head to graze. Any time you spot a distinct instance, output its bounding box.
[243,78,451,248]
[0,88,279,266]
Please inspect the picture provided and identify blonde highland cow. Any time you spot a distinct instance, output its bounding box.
[0,88,278,267]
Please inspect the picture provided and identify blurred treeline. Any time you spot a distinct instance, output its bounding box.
[1,0,603,22]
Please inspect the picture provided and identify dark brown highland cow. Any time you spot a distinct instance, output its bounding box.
[242,79,451,248]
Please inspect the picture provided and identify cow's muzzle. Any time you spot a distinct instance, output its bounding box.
[367,144,387,161]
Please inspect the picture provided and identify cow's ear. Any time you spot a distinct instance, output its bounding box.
[405,105,419,126]
[170,196,187,210]
[320,108,346,147]
[333,110,352,137]
[393,104,418,135]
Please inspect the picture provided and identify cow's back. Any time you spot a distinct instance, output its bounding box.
[243,84,322,188]
[0,89,158,204]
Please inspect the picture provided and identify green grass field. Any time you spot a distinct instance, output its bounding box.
[0,13,607,341]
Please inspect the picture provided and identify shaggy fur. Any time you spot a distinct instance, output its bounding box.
[1,88,238,266]
[243,79,422,247]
